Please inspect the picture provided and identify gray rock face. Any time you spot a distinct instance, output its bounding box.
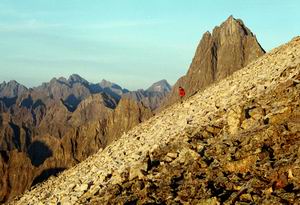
[164,16,265,106]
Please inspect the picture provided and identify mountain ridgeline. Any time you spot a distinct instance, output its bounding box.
[0,16,266,202]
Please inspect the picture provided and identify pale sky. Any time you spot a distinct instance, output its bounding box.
[0,0,299,90]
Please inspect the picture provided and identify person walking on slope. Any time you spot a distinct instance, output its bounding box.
[179,86,185,103]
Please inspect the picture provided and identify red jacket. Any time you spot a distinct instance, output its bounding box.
[179,87,185,97]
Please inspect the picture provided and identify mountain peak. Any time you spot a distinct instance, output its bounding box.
[225,14,235,22]
[147,79,171,93]
[203,31,211,36]
[99,79,124,91]
[217,15,252,36]
[68,74,89,85]
[164,16,265,106]
[0,80,27,98]
[7,80,18,85]
[99,79,113,87]
[1,80,24,87]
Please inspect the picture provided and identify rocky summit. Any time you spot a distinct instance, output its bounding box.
[164,15,265,106]
[9,36,300,204]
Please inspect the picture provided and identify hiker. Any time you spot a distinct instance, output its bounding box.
[179,86,185,103]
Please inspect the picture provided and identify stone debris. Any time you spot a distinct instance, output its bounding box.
[8,37,300,204]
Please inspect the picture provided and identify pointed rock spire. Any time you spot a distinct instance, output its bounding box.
[164,16,265,106]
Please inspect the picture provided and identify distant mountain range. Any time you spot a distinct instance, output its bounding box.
[0,74,171,111]
[0,16,266,202]
[0,75,170,202]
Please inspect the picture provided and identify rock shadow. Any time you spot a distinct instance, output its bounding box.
[33,99,46,109]
[0,151,9,163]
[27,141,53,167]
[0,96,17,108]
[102,87,122,102]
[62,94,80,112]
[31,167,66,187]
[20,95,33,109]
[8,122,21,151]
[89,84,103,94]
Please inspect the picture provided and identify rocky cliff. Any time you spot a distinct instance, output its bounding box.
[164,16,265,106]
[9,36,300,204]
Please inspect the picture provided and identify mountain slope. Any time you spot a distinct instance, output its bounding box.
[10,37,300,204]
[164,15,265,107]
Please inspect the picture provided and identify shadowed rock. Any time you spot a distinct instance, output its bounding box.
[27,141,53,167]
[20,95,33,109]
[8,122,21,151]
[0,96,17,108]
[31,168,66,187]
[62,94,81,112]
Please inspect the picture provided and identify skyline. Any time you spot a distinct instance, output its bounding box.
[0,0,299,90]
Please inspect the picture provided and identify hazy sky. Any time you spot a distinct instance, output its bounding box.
[0,0,299,90]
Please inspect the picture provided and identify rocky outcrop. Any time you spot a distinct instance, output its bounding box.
[164,16,265,106]
[9,36,300,205]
